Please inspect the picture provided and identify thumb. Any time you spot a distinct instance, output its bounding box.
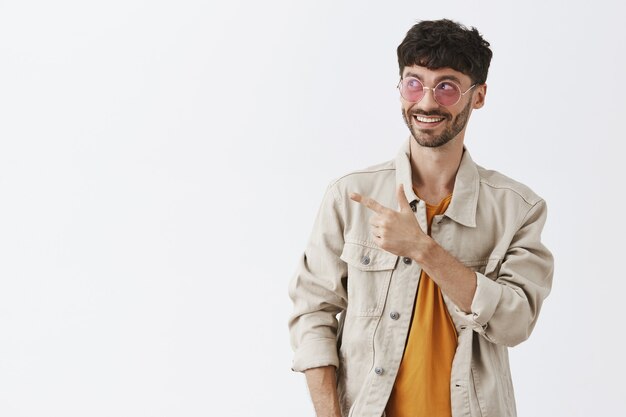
[397,183,412,212]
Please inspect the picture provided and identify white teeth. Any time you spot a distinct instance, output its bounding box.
[414,116,444,123]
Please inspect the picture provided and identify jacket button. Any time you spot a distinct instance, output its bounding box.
[402,257,412,265]
[361,255,370,265]
[390,311,400,320]
[374,367,384,375]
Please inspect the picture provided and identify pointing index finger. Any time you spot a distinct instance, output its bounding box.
[350,192,388,214]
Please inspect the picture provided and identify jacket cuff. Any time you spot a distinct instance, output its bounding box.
[291,338,339,372]
[457,272,503,332]
[470,272,503,325]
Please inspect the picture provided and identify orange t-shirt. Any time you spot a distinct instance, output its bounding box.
[385,192,457,417]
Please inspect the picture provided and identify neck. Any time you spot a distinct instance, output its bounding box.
[409,137,464,205]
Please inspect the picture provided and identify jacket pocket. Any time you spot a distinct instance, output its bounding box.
[340,241,398,316]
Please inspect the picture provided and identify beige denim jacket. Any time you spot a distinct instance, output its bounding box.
[288,138,554,417]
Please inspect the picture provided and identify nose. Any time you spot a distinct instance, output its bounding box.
[415,87,440,112]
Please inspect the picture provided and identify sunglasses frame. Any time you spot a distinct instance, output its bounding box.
[397,76,477,107]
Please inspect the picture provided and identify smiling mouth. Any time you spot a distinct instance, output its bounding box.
[413,115,445,124]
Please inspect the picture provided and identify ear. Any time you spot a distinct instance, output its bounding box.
[473,83,487,109]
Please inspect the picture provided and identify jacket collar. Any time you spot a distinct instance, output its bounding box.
[395,136,479,228]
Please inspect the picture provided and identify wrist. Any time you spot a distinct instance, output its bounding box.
[410,235,436,264]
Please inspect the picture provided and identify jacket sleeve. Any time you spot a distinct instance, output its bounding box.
[288,181,348,372]
[460,199,554,347]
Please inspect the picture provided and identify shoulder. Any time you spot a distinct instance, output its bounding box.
[476,164,544,207]
[333,159,396,184]
[326,158,396,193]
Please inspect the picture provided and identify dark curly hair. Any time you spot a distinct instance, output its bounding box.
[397,19,493,84]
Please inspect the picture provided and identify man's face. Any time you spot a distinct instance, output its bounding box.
[400,65,485,148]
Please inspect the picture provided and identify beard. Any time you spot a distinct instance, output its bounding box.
[402,98,472,148]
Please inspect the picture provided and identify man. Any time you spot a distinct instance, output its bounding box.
[288,19,554,417]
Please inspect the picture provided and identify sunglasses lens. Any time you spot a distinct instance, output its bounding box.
[401,78,424,102]
[434,82,461,106]
[400,78,464,106]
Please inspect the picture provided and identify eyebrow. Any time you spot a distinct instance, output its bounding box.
[404,71,463,85]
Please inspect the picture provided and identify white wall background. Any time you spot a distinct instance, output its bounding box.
[1,0,624,416]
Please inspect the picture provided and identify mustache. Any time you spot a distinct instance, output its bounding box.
[409,109,451,118]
